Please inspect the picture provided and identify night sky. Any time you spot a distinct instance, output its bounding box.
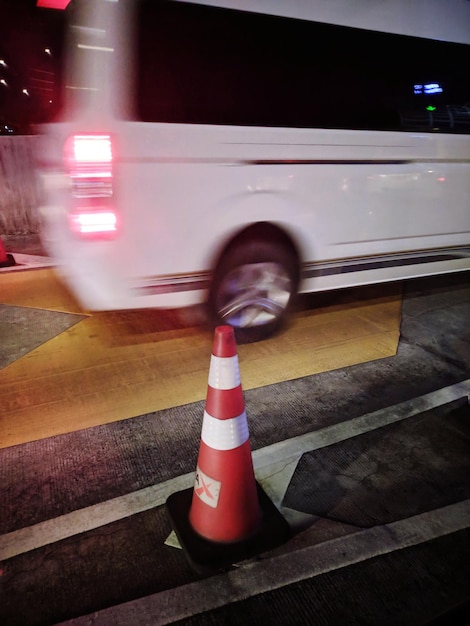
[0,0,67,128]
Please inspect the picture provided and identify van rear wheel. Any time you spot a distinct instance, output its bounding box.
[208,239,298,343]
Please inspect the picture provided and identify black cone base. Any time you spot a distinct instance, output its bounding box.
[0,253,16,268]
[166,482,290,574]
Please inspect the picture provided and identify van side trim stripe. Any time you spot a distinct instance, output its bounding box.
[134,246,470,296]
[302,246,470,279]
[136,273,210,295]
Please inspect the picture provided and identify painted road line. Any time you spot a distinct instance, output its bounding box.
[60,498,470,625]
[1,379,469,561]
[253,378,470,474]
[0,473,193,562]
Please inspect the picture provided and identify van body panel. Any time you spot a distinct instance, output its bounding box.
[37,0,470,317]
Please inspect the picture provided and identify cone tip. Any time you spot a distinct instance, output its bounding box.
[212,325,237,357]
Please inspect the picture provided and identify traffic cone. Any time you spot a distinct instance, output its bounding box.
[189,324,261,543]
[166,325,289,574]
[0,236,16,268]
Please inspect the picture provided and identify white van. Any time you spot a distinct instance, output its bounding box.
[37,0,470,342]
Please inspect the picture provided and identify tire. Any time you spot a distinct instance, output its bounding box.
[208,238,298,343]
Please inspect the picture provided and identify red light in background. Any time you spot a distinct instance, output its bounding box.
[36,1,72,9]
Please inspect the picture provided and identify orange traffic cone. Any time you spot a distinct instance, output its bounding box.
[0,236,15,268]
[166,325,289,574]
[189,324,261,543]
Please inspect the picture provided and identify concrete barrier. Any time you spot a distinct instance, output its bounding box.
[0,136,41,235]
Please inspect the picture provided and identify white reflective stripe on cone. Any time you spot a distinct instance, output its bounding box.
[208,355,240,390]
[201,410,249,451]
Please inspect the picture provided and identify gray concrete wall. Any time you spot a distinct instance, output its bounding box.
[0,136,41,235]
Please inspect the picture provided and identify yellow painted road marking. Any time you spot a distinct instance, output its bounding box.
[0,270,402,448]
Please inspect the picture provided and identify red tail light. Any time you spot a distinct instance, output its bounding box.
[64,134,118,237]
[68,210,118,235]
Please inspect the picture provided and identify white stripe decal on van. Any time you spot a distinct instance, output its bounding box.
[136,273,210,295]
[302,246,470,280]
[134,246,470,296]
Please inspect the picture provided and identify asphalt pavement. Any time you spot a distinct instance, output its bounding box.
[1,237,469,625]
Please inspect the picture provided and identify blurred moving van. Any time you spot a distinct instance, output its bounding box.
[37,0,470,341]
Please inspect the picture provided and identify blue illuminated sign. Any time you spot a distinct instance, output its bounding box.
[414,83,443,95]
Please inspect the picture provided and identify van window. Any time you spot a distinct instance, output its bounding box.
[136,0,470,132]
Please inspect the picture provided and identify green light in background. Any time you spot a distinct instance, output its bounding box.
[426,105,437,111]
